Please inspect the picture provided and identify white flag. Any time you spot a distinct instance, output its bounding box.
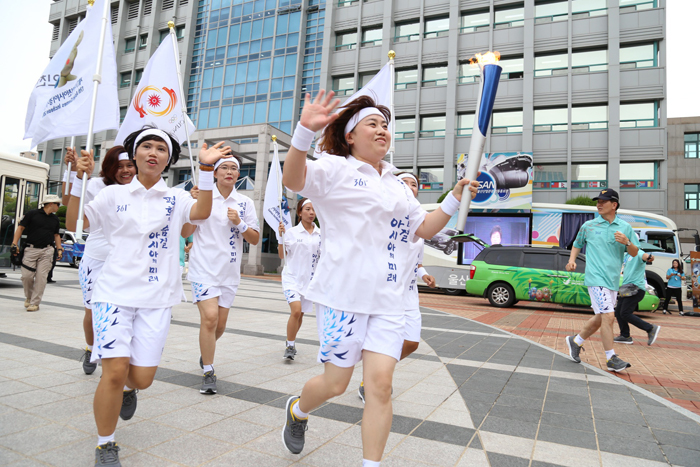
[263,141,292,240]
[115,31,195,145]
[24,0,119,148]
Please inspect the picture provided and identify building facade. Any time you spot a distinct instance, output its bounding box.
[667,117,700,243]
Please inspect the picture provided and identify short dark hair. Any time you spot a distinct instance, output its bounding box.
[122,125,181,173]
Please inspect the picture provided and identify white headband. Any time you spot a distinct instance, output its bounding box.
[301,199,312,208]
[214,156,240,171]
[134,129,174,162]
[344,107,386,135]
[118,152,129,161]
[398,173,418,185]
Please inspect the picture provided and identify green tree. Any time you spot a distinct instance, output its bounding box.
[565,196,597,207]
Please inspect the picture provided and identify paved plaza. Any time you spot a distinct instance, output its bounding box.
[1,266,700,466]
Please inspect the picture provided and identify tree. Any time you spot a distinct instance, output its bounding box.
[565,196,596,207]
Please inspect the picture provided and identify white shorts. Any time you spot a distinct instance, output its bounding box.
[404,308,421,343]
[191,282,238,309]
[284,290,313,314]
[315,305,405,367]
[79,255,105,309]
[91,302,171,367]
[588,286,618,314]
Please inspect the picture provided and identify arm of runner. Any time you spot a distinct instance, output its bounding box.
[11,225,25,249]
[190,142,231,221]
[61,147,78,206]
[566,247,581,271]
[415,178,478,240]
[55,233,63,259]
[181,224,197,238]
[66,149,94,231]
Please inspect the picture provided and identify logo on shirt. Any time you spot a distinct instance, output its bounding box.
[353,178,368,187]
[116,204,129,213]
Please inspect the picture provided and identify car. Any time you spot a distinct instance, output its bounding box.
[58,230,87,268]
[465,245,660,312]
[426,228,460,256]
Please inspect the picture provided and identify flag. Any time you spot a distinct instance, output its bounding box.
[263,140,292,240]
[115,30,195,145]
[24,0,119,148]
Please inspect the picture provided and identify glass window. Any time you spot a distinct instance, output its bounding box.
[424,17,449,38]
[395,22,420,42]
[420,116,446,138]
[159,29,169,44]
[523,252,557,270]
[685,133,700,159]
[571,163,607,189]
[460,10,489,32]
[395,68,418,90]
[395,117,416,139]
[335,31,357,50]
[119,107,127,124]
[134,69,143,86]
[458,62,480,84]
[535,52,568,76]
[572,105,608,130]
[620,102,657,128]
[332,76,354,96]
[120,71,131,88]
[176,25,185,40]
[457,113,474,136]
[535,1,568,23]
[485,249,522,266]
[125,37,136,53]
[422,65,448,87]
[620,43,657,69]
[572,49,608,73]
[52,149,62,164]
[361,27,382,47]
[495,6,524,28]
[500,57,524,80]
[685,184,700,211]
[534,107,568,132]
[572,0,607,17]
[419,168,444,191]
[23,182,41,214]
[620,162,656,189]
[620,0,657,11]
[533,164,567,189]
[138,34,148,49]
[492,110,523,134]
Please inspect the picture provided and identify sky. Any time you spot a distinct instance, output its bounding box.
[0,0,697,156]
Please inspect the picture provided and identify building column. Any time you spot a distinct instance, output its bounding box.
[243,126,271,275]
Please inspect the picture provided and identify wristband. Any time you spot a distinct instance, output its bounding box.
[70,176,84,198]
[291,122,315,152]
[63,169,70,183]
[417,267,428,278]
[198,170,214,190]
[440,192,461,217]
[70,172,77,184]
[236,221,248,233]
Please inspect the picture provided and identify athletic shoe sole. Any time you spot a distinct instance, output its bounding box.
[648,326,661,346]
[281,396,298,454]
[614,339,634,345]
[200,388,217,394]
[565,336,580,363]
[358,387,365,404]
[607,364,632,373]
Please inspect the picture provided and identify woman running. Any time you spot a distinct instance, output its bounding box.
[661,259,685,314]
[278,198,321,360]
[185,155,260,395]
[67,127,230,467]
[280,91,477,466]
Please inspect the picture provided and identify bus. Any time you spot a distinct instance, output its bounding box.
[0,152,51,271]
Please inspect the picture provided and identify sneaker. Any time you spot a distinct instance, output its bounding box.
[199,356,203,369]
[358,381,365,404]
[200,370,217,394]
[23,298,30,308]
[565,336,584,363]
[119,389,138,421]
[606,355,632,372]
[647,324,661,346]
[26,305,39,312]
[281,396,308,454]
[283,345,296,360]
[613,335,633,345]
[95,441,121,466]
[81,348,97,375]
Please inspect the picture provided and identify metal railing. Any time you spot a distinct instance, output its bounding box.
[620,60,655,69]
[421,79,447,87]
[395,131,415,140]
[534,67,569,77]
[492,125,523,134]
[571,121,608,130]
[424,30,449,38]
[395,82,418,90]
[456,128,473,136]
[361,39,382,47]
[332,88,354,96]
[394,33,420,43]
[419,130,446,138]
[535,14,567,23]
[534,124,568,132]
[572,8,607,18]
[334,43,357,51]
[459,75,480,84]
[572,63,608,74]
[620,0,656,12]
[494,19,524,29]
[459,24,490,33]
[620,119,655,128]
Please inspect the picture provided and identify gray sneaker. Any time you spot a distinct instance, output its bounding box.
[282,396,307,454]
[200,370,217,394]
[119,389,138,421]
[613,335,633,345]
[606,354,632,372]
[81,348,97,375]
[566,336,584,363]
[199,356,203,369]
[95,441,121,466]
[284,345,296,360]
[358,381,365,404]
[647,324,661,346]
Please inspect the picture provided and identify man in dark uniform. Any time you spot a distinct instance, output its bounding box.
[11,195,64,312]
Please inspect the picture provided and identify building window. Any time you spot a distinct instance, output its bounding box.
[460,10,489,33]
[335,31,357,50]
[395,22,420,42]
[535,52,568,76]
[37,151,43,162]
[685,133,700,159]
[176,25,185,40]
[492,110,523,134]
[620,162,657,189]
[620,102,657,128]
[457,113,474,136]
[332,76,354,96]
[420,115,446,138]
[458,62,479,84]
[359,71,377,89]
[572,105,608,130]
[395,68,418,90]
[178,169,192,183]
[159,29,169,44]
[419,168,444,191]
[571,163,607,189]
[620,0,657,12]
[572,49,608,74]
[620,43,657,69]
[533,164,567,189]
[338,0,359,7]
[134,69,143,86]
[93,145,101,162]
[52,149,62,165]
[495,5,524,28]
[500,57,524,80]
[685,184,700,210]
[138,34,148,49]
[572,0,607,18]
[424,17,449,38]
[361,27,382,47]
[395,117,416,139]
[422,65,448,87]
[535,1,568,23]
[120,107,127,123]
[125,37,136,53]
[534,107,568,132]
[120,72,132,88]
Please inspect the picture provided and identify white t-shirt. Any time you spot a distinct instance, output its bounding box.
[84,177,196,308]
[281,222,321,293]
[81,177,111,262]
[404,238,425,310]
[298,155,426,315]
[187,185,259,286]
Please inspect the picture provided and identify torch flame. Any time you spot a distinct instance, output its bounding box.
[469,51,501,67]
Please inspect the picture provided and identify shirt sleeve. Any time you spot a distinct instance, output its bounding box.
[627,225,640,247]
[572,223,588,249]
[407,196,427,241]
[298,156,341,199]
[84,187,112,233]
[53,215,60,235]
[176,189,197,226]
[19,210,34,228]
[244,199,260,232]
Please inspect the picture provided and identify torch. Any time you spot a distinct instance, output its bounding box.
[456,52,502,233]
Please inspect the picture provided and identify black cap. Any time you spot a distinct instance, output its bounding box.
[592,189,619,202]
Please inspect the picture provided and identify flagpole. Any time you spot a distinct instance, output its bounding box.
[75,0,109,239]
[169,21,197,186]
[64,136,75,196]
[272,135,286,267]
[388,50,396,166]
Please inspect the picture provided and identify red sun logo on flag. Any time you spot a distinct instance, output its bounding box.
[147,94,162,108]
[133,86,177,118]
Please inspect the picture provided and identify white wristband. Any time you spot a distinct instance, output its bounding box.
[70,172,77,184]
[291,122,315,152]
[236,221,248,233]
[70,176,84,198]
[199,170,214,190]
[417,267,428,278]
[62,169,70,183]
[440,192,461,217]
